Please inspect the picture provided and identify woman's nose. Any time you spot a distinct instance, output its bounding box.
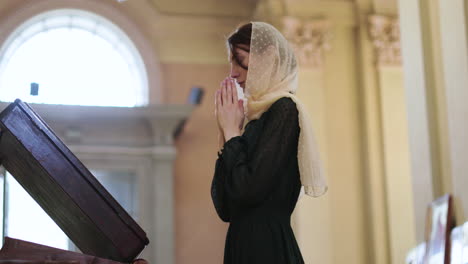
[230,66,240,79]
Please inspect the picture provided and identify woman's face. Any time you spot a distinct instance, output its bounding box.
[229,44,250,90]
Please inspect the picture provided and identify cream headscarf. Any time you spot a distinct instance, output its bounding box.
[236,22,327,198]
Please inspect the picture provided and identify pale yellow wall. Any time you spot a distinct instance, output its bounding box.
[162,63,232,264]
[280,0,416,264]
[293,69,332,264]
[435,0,468,223]
[398,1,468,264]
[324,25,367,264]
[399,0,468,247]
[378,67,416,263]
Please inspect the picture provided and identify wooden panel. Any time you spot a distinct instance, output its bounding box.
[0,237,122,264]
[0,100,149,262]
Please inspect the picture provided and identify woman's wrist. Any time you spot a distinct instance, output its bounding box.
[223,128,241,142]
[217,133,225,152]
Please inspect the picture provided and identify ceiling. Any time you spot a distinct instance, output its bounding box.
[148,0,259,18]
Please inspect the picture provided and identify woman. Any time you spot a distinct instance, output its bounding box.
[211,22,327,264]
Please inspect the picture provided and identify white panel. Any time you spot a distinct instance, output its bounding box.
[438,0,468,220]
[398,0,435,241]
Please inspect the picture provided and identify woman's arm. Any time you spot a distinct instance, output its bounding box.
[211,80,231,222]
[219,97,299,207]
[211,157,230,222]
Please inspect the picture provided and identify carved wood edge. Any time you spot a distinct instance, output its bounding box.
[0,127,3,167]
[0,237,124,264]
[0,261,79,264]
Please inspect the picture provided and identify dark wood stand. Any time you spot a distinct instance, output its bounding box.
[0,237,122,264]
[0,100,149,263]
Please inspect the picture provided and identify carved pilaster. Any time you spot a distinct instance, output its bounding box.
[282,16,332,68]
[368,15,401,67]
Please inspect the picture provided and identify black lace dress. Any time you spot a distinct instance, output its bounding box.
[211,97,305,264]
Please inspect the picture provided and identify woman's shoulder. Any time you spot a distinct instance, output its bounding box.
[260,97,299,127]
[252,97,298,124]
[268,97,298,115]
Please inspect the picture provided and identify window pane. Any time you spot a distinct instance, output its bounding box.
[4,169,137,250]
[92,169,138,219]
[5,173,69,250]
[0,10,148,107]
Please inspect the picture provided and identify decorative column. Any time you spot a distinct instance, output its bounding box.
[368,15,401,67]
[146,106,193,264]
[368,14,416,264]
[282,16,333,264]
[282,16,331,68]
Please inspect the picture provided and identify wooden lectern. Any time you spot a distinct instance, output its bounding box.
[0,99,149,264]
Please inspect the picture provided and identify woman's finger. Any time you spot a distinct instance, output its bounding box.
[221,77,228,87]
[238,99,244,111]
[221,84,225,106]
[232,79,238,103]
[214,90,217,106]
[222,80,227,106]
[216,90,221,111]
[132,259,149,264]
[227,78,233,104]
[216,91,223,122]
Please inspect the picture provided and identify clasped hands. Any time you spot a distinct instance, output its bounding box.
[215,77,245,151]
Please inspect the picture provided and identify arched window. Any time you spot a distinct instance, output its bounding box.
[0,9,148,107]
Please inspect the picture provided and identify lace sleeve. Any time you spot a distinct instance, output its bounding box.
[218,97,299,207]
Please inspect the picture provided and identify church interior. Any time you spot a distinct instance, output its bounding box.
[0,0,467,263]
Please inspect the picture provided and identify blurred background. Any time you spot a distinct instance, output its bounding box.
[0,0,466,263]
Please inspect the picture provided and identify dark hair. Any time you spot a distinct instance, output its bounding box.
[227,23,252,70]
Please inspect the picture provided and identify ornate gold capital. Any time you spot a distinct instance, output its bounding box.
[368,15,401,67]
[282,16,331,68]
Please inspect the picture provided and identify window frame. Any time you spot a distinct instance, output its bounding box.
[0,9,149,107]
[0,1,162,105]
